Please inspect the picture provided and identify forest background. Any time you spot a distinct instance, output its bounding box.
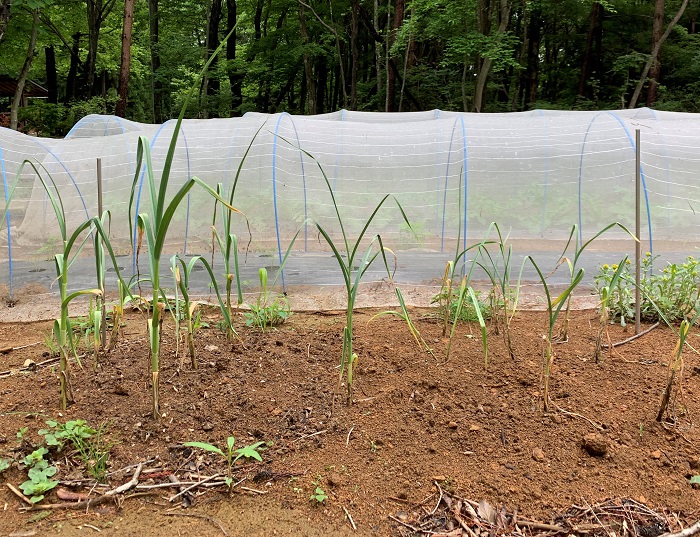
[0,0,698,136]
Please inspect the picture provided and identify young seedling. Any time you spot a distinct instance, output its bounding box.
[210,124,263,340]
[2,160,125,410]
[20,447,58,503]
[183,437,265,487]
[109,275,142,351]
[370,288,431,354]
[171,253,233,368]
[275,135,413,407]
[648,295,700,423]
[477,223,519,359]
[527,256,584,412]
[555,222,635,341]
[245,267,292,331]
[594,257,628,363]
[128,30,244,419]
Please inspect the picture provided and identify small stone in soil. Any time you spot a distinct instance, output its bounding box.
[582,433,608,457]
[532,447,545,461]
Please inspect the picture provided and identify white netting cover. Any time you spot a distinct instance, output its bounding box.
[1,108,698,293]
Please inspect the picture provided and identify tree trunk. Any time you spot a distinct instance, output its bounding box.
[202,0,222,118]
[316,55,328,114]
[386,0,404,112]
[116,0,135,117]
[11,8,39,131]
[350,0,360,110]
[226,0,243,116]
[646,0,664,106]
[86,1,101,97]
[0,0,11,44]
[577,1,603,99]
[148,0,163,122]
[298,2,316,114]
[373,0,381,99]
[45,45,58,104]
[65,33,81,104]
[628,0,689,108]
[524,7,541,109]
[474,0,510,112]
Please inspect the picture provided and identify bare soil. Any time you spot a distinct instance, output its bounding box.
[1,306,699,536]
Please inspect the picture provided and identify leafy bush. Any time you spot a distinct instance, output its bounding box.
[595,254,700,325]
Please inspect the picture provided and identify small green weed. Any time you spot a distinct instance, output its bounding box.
[39,419,114,482]
[245,268,291,331]
[183,436,265,486]
[432,286,490,323]
[20,447,58,503]
[310,476,327,503]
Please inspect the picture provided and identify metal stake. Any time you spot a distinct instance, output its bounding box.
[635,130,641,335]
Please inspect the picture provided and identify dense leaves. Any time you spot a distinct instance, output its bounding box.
[1,0,699,134]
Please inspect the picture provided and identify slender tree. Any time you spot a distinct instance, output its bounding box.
[0,0,11,44]
[628,0,689,108]
[116,0,135,117]
[85,0,117,97]
[45,45,57,104]
[11,7,39,130]
[474,0,511,112]
[202,0,222,118]
[646,0,664,106]
[226,0,243,115]
[148,0,163,122]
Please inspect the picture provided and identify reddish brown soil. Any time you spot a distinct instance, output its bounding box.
[0,307,699,536]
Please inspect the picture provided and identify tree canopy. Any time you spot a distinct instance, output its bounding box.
[1,0,699,135]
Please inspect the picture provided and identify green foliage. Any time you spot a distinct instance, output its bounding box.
[690,475,700,486]
[310,476,328,504]
[0,459,9,473]
[244,267,291,331]
[527,255,585,412]
[310,486,328,504]
[595,254,700,325]
[371,288,432,354]
[20,447,58,503]
[2,0,700,118]
[184,437,265,487]
[128,29,240,419]
[39,419,113,481]
[432,286,490,324]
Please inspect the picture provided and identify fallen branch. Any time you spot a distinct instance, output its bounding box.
[168,473,220,502]
[162,512,229,536]
[603,322,659,348]
[6,482,34,506]
[136,480,227,490]
[239,486,267,495]
[661,521,700,537]
[342,505,357,531]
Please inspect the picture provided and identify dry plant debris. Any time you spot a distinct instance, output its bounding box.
[394,485,699,537]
